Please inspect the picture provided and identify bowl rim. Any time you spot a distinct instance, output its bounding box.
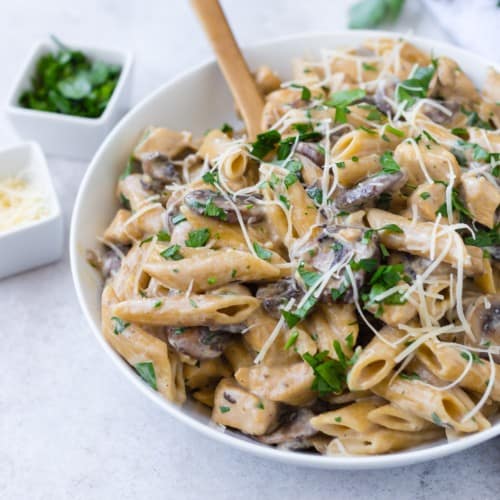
[70,29,500,470]
[5,38,134,126]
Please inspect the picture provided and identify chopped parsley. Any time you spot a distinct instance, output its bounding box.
[219,406,231,413]
[306,186,323,205]
[464,225,500,249]
[160,244,183,260]
[153,300,162,308]
[220,122,233,134]
[379,151,401,174]
[460,351,484,364]
[435,188,471,220]
[362,223,403,243]
[204,197,227,221]
[362,62,378,71]
[202,171,218,185]
[284,330,299,350]
[298,261,321,288]
[326,88,366,124]
[185,228,210,247]
[253,242,272,261]
[420,191,431,200]
[396,63,436,108]
[399,372,421,381]
[385,125,405,138]
[134,362,157,390]
[250,129,281,159]
[140,230,171,246]
[290,83,312,100]
[207,277,217,285]
[303,350,345,395]
[171,213,187,225]
[111,316,130,335]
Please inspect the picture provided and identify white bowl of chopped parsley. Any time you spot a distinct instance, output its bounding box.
[6,37,133,159]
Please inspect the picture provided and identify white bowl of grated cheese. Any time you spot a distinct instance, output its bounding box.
[70,31,500,469]
[0,142,63,279]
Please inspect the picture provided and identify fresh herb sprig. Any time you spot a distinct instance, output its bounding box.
[19,36,121,118]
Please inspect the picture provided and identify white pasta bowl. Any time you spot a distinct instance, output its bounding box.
[70,31,500,469]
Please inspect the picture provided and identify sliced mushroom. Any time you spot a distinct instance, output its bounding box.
[184,189,264,224]
[258,408,317,450]
[298,225,380,303]
[421,100,460,125]
[86,246,128,280]
[167,327,233,360]
[295,142,325,166]
[256,278,304,319]
[140,152,181,192]
[334,171,407,212]
[466,295,500,361]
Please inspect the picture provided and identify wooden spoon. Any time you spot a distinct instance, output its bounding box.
[190,0,264,140]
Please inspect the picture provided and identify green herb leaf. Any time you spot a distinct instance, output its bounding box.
[298,262,321,288]
[284,330,299,350]
[219,406,231,413]
[171,213,187,225]
[221,123,233,134]
[250,130,281,159]
[111,316,130,335]
[185,228,210,247]
[379,151,401,174]
[253,242,272,261]
[134,362,157,390]
[349,0,405,28]
[160,244,184,260]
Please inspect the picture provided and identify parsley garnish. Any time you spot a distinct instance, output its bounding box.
[284,330,299,350]
[420,192,431,200]
[290,83,312,100]
[326,88,366,124]
[461,351,484,364]
[379,151,401,174]
[253,242,272,261]
[111,316,130,335]
[221,122,233,134]
[160,244,183,260]
[185,228,210,247]
[362,62,378,71]
[171,213,187,225]
[464,225,500,248]
[396,63,436,108]
[250,130,281,159]
[399,372,421,381]
[298,262,321,288]
[435,188,471,220]
[202,171,218,185]
[303,350,345,395]
[134,362,157,390]
[306,186,323,205]
[219,406,231,413]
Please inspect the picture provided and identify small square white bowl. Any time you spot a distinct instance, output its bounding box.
[5,40,134,160]
[0,142,63,279]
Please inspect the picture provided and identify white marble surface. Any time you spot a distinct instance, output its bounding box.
[1,1,499,499]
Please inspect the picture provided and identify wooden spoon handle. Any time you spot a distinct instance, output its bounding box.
[190,0,263,140]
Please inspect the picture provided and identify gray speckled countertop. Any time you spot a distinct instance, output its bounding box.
[1,1,499,499]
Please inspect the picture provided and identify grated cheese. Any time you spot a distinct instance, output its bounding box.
[0,175,49,233]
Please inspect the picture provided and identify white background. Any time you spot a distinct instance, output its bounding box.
[1,1,499,499]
